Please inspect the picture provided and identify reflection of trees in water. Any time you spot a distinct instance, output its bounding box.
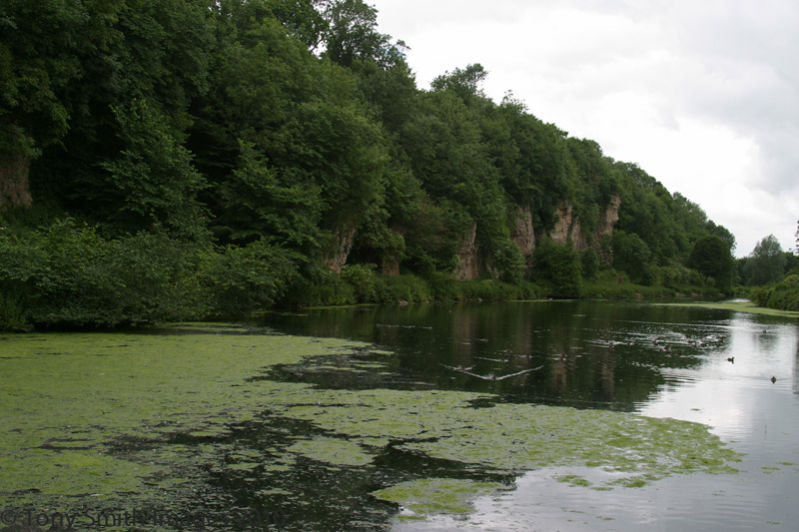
[264,302,716,409]
[793,336,799,396]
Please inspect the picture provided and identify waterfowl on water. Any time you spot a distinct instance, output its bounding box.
[726,356,734,363]
[771,376,777,383]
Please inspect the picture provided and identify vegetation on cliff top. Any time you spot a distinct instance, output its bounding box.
[0,0,739,329]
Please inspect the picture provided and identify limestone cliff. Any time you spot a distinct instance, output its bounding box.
[548,195,621,251]
[381,257,400,276]
[448,195,620,280]
[323,226,357,274]
[550,202,582,247]
[510,207,536,257]
[453,223,480,280]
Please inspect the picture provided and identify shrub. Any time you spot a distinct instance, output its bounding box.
[612,231,654,285]
[201,238,300,317]
[581,248,599,281]
[373,274,431,303]
[531,239,582,298]
[341,264,378,303]
[754,275,799,311]
[0,219,207,328]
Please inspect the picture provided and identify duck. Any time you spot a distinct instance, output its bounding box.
[726,356,734,363]
[771,376,777,383]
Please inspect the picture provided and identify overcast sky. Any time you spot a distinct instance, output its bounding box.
[369,0,798,257]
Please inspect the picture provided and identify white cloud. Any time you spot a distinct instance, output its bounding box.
[370,0,799,255]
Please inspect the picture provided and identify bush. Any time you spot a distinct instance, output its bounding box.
[373,275,431,303]
[753,275,799,311]
[531,239,582,298]
[341,264,378,303]
[280,268,356,308]
[490,240,526,284]
[581,248,599,281]
[201,238,300,317]
[0,289,31,332]
[612,231,654,285]
[0,219,207,328]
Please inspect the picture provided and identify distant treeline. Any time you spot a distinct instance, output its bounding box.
[0,0,739,329]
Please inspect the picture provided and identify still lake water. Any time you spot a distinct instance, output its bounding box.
[2,301,797,531]
[265,300,799,531]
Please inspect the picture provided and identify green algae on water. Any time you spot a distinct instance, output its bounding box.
[371,478,503,517]
[661,301,799,319]
[0,330,365,508]
[287,436,374,467]
[0,325,744,527]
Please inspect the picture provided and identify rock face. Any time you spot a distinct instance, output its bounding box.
[548,195,621,250]
[323,226,357,274]
[453,223,480,280]
[447,195,621,280]
[596,194,621,240]
[381,257,400,276]
[0,153,32,208]
[550,202,582,247]
[510,207,536,256]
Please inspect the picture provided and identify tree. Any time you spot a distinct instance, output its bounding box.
[743,234,786,286]
[689,235,735,294]
[431,63,488,102]
[0,0,91,207]
[322,0,403,68]
[612,230,654,285]
[532,239,582,298]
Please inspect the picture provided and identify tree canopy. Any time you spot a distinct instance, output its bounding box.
[0,0,740,328]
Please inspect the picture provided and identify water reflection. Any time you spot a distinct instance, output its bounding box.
[266,302,729,411]
[264,301,799,530]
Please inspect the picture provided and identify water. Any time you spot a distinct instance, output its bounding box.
[2,301,797,531]
[265,301,799,530]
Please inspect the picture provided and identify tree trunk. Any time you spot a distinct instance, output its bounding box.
[0,152,33,208]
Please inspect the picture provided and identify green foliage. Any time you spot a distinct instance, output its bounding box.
[200,238,300,318]
[741,234,785,286]
[100,99,208,239]
[431,63,488,101]
[582,273,676,300]
[425,272,541,302]
[0,0,87,157]
[0,219,206,328]
[322,0,406,69]
[612,230,654,285]
[491,239,526,284]
[214,140,322,250]
[0,0,740,327]
[341,263,378,303]
[0,286,31,332]
[532,240,582,298]
[753,275,799,311]
[657,263,706,291]
[373,274,431,304]
[581,248,599,281]
[688,235,735,295]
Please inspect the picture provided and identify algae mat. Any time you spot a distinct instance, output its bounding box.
[0,327,741,530]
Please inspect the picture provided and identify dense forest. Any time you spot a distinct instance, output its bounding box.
[0,0,744,330]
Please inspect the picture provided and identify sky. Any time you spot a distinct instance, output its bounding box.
[368,0,799,257]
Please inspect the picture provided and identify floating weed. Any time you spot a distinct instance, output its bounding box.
[555,474,592,487]
[0,332,364,509]
[287,436,374,467]
[0,328,744,527]
[371,478,502,517]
